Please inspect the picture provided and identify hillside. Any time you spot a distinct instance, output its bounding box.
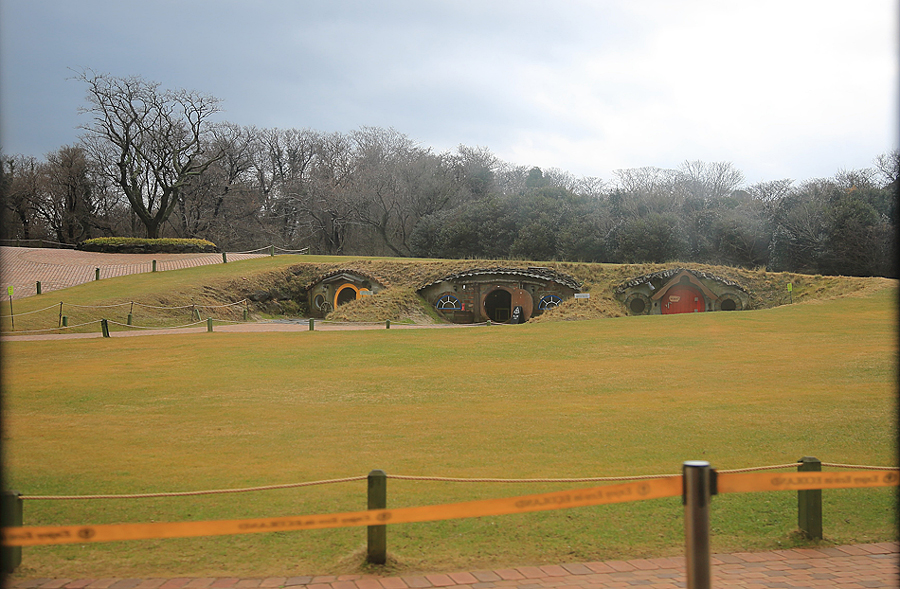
[2,256,892,334]
[218,259,892,324]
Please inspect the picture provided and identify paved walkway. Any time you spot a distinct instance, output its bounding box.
[5,543,897,589]
[0,247,270,300]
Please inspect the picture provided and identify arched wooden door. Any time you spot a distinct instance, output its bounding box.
[661,284,705,314]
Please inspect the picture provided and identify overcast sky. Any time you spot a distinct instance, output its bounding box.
[1,1,896,186]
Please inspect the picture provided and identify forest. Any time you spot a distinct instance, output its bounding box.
[1,73,896,277]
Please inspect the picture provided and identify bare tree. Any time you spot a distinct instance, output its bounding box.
[873,149,900,188]
[1,155,46,240]
[746,179,794,202]
[173,123,260,245]
[77,71,222,238]
[677,160,745,202]
[39,146,95,243]
[347,127,423,256]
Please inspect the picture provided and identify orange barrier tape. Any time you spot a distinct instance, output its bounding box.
[718,470,899,494]
[1,477,682,547]
[6,471,896,547]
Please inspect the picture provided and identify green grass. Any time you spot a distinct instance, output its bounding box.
[2,277,896,578]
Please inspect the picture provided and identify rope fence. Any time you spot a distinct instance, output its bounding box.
[226,245,310,255]
[1,458,897,584]
[1,298,252,334]
[14,462,896,501]
[0,319,105,335]
[0,304,61,317]
[19,476,369,501]
[106,319,210,330]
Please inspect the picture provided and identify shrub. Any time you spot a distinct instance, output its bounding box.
[78,237,219,254]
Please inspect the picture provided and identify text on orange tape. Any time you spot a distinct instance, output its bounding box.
[2,477,682,547]
[717,470,898,494]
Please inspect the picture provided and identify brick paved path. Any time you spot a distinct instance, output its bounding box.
[0,247,269,300]
[5,543,897,589]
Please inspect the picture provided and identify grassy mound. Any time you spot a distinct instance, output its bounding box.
[247,259,887,324]
[0,255,893,333]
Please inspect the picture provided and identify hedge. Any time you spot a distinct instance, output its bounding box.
[77,238,219,254]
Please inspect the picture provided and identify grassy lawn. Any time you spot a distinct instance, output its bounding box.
[1,277,896,577]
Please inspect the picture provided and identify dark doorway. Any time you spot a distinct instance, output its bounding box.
[336,286,358,306]
[484,289,512,322]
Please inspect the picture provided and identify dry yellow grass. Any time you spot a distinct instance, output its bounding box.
[2,278,896,578]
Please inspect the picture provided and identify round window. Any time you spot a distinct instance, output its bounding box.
[314,294,326,309]
[629,298,646,314]
[624,292,651,315]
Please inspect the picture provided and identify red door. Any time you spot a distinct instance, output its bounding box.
[661,285,704,314]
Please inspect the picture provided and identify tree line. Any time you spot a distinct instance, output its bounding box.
[1,72,896,277]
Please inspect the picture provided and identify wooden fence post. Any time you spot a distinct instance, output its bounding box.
[309,318,315,331]
[798,456,823,539]
[152,260,157,272]
[95,268,100,281]
[386,320,390,329]
[367,469,387,565]
[36,281,41,295]
[101,319,110,338]
[222,252,227,264]
[1,491,22,573]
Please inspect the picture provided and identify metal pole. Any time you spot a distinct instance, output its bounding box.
[367,469,387,564]
[683,460,713,589]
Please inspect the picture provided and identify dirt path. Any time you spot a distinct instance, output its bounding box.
[0,320,481,342]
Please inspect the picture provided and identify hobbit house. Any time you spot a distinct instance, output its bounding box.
[417,267,581,324]
[305,269,386,318]
[616,268,750,315]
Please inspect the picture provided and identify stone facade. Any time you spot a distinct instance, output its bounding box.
[417,267,581,324]
[615,268,750,315]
